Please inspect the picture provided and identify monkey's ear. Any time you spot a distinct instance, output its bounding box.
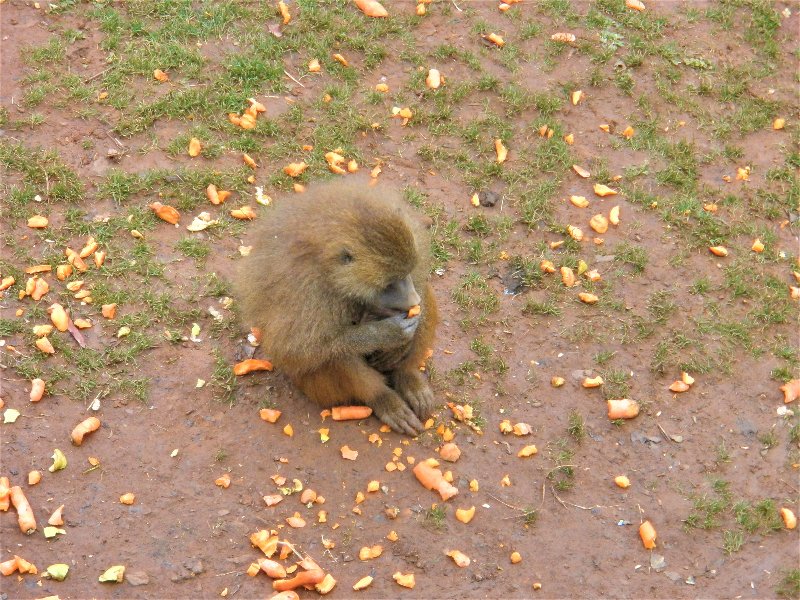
[339,249,354,264]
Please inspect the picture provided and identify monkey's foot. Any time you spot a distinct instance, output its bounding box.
[370,390,424,436]
[392,369,435,421]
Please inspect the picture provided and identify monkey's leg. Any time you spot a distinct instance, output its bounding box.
[390,368,435,421]
[297,358,425,436]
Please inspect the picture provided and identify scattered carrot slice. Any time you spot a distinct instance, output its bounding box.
[286,513,306,528]
[614,475,631,488]
[35,337,55,354]
[0,477,9,511]
[149,202,180,225]
[27,215,49,228]
[355,0,388,17]
[780,379,800,403]
[589,214,609,234]
[233,359,273,376]
[780,508,797,529]
[259,408,282,423]
[412,460,458,500]
[626,0,645,10]
[393,571,415,589]
[494,139,508,163]
[639,520,657,548]
[48,504,65,526]
[353,575,373,590]
[593,183,618,197]
[101,303,117,319]
[551,32,576,43]
[283,162,308,177]
[215,474,231,489]
[277,0,291,24]
[483,33,505,47]
[120,492,135,505]
[426,68,441,89]
[560,266,576,287]
[456,506,475,523]
[709,246,728,257]
[572,164,590,178]
[669,380,690,393]
[49,303,69,332]
[230,206,256,220]
[407,304,421,318]
[341,445,358,460]
[10,486,36,534]
[71,416,101,445]
[607,399,639,419]
[188,137,202,157]
[331,406,373,421]
[153,68,169,82]
[446,550,471,567]
[29,378,45,402]
[273,569,325,592]
[439,442,461,462]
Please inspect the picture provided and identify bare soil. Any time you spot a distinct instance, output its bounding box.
[1,1,798,599]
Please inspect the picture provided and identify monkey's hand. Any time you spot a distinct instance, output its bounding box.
[337,314,419,356]
[369,389,425,436]
[392,369,436,421]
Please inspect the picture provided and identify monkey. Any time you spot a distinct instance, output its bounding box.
[235,180,438,435]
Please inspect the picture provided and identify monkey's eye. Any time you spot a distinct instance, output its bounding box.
[339,249,354,264]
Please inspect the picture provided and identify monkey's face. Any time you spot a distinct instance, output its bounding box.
[324,214,420,316]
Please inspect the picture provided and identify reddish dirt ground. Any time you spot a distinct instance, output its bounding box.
[1,1,798,599]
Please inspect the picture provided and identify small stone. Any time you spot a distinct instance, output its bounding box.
[650,554,667,572]
[665,571,681,583]
[478,190,500,207]
[185,559,204,575]
[735,418,757,436]
[127,570,150,586]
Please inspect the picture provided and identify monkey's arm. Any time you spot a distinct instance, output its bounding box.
[328,314,419,358]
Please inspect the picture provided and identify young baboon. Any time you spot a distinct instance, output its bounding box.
[235,180,438,435]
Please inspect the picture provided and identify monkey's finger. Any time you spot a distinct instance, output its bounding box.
[374,397,424,436]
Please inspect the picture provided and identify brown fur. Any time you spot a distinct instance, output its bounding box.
[236,180,438,435]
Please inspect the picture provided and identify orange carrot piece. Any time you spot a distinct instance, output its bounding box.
[331,406,373,421]
[639,520,657,549]
[259,408,282,423]
[48,504,65,526]
[0,477,9,511]
[273,569,325,591]
[71,416,101,445]
[0,557,17,576]
[10,486,36,534]
[233,359,273,376]
[258,558,287,578]
[412,461,459,501]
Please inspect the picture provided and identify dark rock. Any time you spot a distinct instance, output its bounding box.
[631,431,661,445]
[735,418,757,436]
[478,190,500,207]
[185,559,204,575]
